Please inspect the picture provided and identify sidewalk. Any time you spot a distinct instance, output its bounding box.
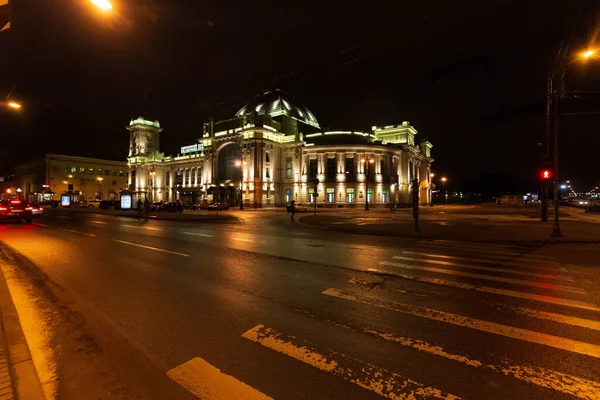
[299,206,600,243]
[0,246,45,400]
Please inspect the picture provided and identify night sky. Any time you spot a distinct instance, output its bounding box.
[1,0,599,194]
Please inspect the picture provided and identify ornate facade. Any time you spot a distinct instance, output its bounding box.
[127,90,434,207]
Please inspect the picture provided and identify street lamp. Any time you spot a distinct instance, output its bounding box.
[441,177,447,205]
[96,176,104,200]
[7,101,22,110]
[149,171,156,202]
[546,46,597,238]
[235,160,246,210]
[360,158,375,211]
[90,0,113,11]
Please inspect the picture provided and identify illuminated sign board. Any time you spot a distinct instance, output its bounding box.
[61,195,71,207]
[120,194,132,210]
[42,184,50,188]
[181,143,204,154]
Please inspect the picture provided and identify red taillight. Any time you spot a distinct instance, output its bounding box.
[0,207,7,211]
[25,207,33,210]
[10,200,21,204]
[39,207,44,211]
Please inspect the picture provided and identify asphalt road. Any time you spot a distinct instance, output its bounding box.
[0,210,599,399]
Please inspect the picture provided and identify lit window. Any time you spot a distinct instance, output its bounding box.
[326,188,334,203]
[346,188,355,203]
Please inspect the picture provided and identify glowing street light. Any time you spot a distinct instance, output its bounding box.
[360,158,375,211]
[91,0,113,11]
[235,160,247,210]
[582,49,596,59]
[441,177,448,205]
[7,101,22,109]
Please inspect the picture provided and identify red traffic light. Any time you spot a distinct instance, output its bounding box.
[540,169,552,180]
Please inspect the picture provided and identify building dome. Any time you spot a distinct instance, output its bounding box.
[129,116,160,128]
[235,90,320,129]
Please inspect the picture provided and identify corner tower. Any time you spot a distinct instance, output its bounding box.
[127,116,162,157]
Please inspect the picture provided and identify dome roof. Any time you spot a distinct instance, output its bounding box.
[235,90,320,129]
[129,116,160,128]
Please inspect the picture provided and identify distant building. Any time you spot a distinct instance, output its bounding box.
[8,154,128,203]
[127,90,434,207]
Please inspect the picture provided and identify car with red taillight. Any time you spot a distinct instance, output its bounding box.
[0,199,34,223]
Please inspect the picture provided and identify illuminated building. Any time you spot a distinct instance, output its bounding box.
[127,90,434,207]
[8,154,128,203]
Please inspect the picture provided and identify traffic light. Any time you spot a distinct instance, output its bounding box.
[540,169,553,181]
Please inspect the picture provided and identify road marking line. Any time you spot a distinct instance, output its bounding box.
[167,357,272,400]
[393,255,573,281]
[417,242,553,259]
[402,250,560,269]
[340,322,600,399]
[381,261,586,294]
[322,288,600,359]
[242,324,460,400]
[58,228,96,237]
[86,220,107,225]
[232,238,254,242]
[143,227,162,231]
[122,224,138,228]
[33,222,50,227]
[183,232,214,238]
[111,239,189,257]
[508,306,600,331]
[418,240,538,251]
[367,268,600,312]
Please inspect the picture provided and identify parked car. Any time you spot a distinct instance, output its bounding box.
[30,202,44,217]
[192,202,209,210]
[150,202,165,212]
[208,203,229,211]
[294,203,308,212]
[0,199,34,223]
[75,201,94,208]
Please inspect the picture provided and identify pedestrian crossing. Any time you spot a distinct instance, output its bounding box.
[168,240,600,399]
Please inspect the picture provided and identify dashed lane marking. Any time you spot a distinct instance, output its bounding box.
[381,261,586,294]
[86,220,107,225]
[57,228,96,237]
[367,268,600,312]
[167,357,273,400]
[232,238,254,242]
[32,222,50,227]
[393,254,573,281]
[111,239,189,257]
[322,288,600,359]
[242,324,461,400]
[183,232,214,238]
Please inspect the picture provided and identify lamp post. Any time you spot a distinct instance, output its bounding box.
[149,170,156,202]
[441,177,447,205]
[361,157,374,211]
[235,160,246,210]
[546,47,597,238]
[96,176,104,200]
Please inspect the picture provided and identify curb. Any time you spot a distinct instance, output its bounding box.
[0,247,46,400]
[48,208,238,223]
